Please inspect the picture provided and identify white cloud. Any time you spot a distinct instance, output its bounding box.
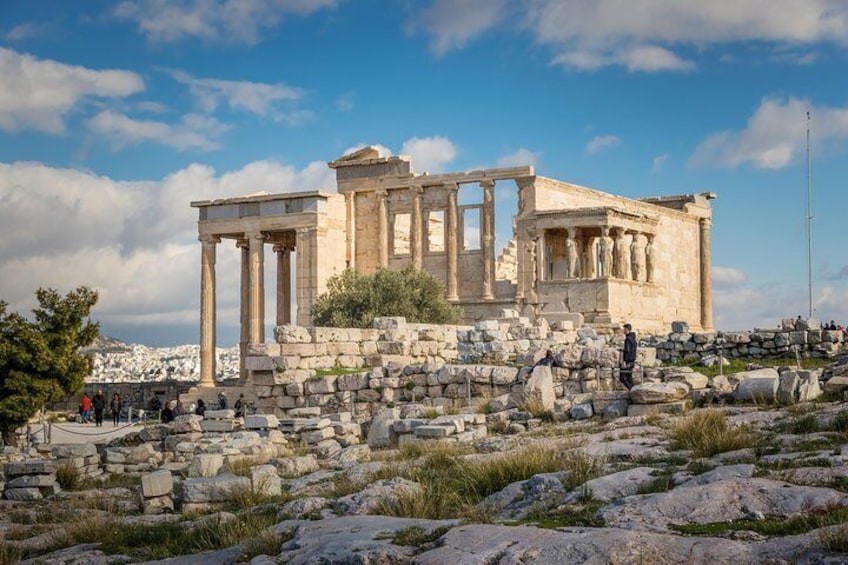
[4,22,51,41]
[401,136,458,173]
[652,153,669,172]
[497,148,539,168]
[554,45,694,72]
[0,47,144,134]
[86,110,230,151]
[169,70,307,122]
[115,0,338,44]
[712,266,748,289]
[410,1,848,72]
[689,97,848,169]
[585,134,620,155]
[412,0,508,55]
[531,0,848,72]
[335,92,355,113]
[0,158,335,336]
[714,283,848,330]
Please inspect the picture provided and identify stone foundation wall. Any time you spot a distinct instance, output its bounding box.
[653,320,844,364]
[245,316,658,418]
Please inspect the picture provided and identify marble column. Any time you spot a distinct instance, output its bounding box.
[344,192,355,269]
[535,234,545,286]
[248,232,266,344]
[237,239,249,381]
[446,183,459,301]
[199,235,220,388]
[376,190,389,268]
[481,180,496,299]
[274,244,293,326]
[584,235,596,279]
[410,185,424,269]
[699,218,713,330]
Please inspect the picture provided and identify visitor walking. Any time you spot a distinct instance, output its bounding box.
[619,323,637,390]
[218,391,228,410]
[110,392,122,426]
[92,389,106,427]
[80,393,92,423]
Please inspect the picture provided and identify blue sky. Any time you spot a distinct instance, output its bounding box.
[1,0,847,346]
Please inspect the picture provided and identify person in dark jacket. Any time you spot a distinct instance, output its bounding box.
[218,392,228,410]
[195,398,206,417]
[620,323,637,390]
[161,401,174,424]
[110,393,122,426]
[92,389,107,427]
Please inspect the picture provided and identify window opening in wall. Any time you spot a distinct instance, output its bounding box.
[393,212,411,255]
[458,184,481,205]
[427,210,445,252]
[462,207,481,251]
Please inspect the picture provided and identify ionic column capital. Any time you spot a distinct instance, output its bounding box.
[444,182,459,194]
[199,234,221,245]
[248,232,268,243]
[375,189,388,199]
[480,179,496,189]
[235,238,248,249]
[273,243,295,253]
[699,217,712,229]
[410,184,424,195]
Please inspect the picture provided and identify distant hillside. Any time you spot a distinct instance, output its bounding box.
[82,334,131,354]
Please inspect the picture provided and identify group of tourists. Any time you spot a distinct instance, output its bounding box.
[149,391,249,423]
[78,390,123,426]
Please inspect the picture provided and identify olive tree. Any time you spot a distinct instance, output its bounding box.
[311,265,461,328]
[0,287,99,445]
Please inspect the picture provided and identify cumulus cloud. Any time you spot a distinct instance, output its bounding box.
[652,153,669,172]
[401,136,458,173]
[411,0,508,55]
[496,148,539,168]
[714,282,848,330]
[409,1,848,72]
[86,110,231,151]
[0,158,335,341]
[115,0,338,44]
[585,134,620,155]
[0,47,144,134]
[689,97,848,169]
[712,266,748,289]
[168,70,308,123]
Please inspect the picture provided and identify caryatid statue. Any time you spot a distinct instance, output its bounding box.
[645,233,655,283]
[598,227,613,277]
[565,228,579,278]
[613,228,628,279]
[630,232,645,282]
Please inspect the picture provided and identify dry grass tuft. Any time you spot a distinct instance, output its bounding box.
[670,409,758,458]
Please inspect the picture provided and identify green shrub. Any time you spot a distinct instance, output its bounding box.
[311,266,462,328]
[670,410,758,458]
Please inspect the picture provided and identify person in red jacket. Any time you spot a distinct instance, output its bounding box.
[80,393,92,423]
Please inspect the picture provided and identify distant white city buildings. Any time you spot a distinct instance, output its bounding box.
[88,343,240,384]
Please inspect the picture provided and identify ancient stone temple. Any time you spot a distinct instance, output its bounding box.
[191,146,714,385]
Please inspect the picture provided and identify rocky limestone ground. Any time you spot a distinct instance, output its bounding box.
[5,360,848,563]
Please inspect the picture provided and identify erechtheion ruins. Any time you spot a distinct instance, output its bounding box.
[191,147,715,385]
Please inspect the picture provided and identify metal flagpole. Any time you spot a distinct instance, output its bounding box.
[806,111,814,318]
